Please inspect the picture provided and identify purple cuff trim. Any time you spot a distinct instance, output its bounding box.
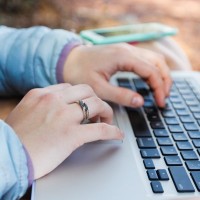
[56,41,82,83]
[23,146,34,187]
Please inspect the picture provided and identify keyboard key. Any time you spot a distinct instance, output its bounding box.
[117,78,132,89]
[172,133,188,141]
[153,129,169,137]
[150,181,164,193]
[164,156,182,166]
[189,105,200,113]
[137,138,156,149]
[188,131,200,139]
[193,112,200,119]
[172,102,185,109]
[126,108,151,137]
[176,141,193,150]
[192,139,200,148]
[180,151,198,160]
[147,169,158,180]
[160,146,178,156]
[168,125,183,133]
[169,166,195,192]
[190,171,200,191]
[162,110,175,118]
[185,160,200,171]
[140,149,160,159]
[147,113,160,122]
[150,121,165,129]
[143,159,155,169]
[180,116,194,123]
[165,117,179,125]
[176,109,190,116]
[157,137,173,146]
[183,123,199,131]
[157,169,169,180]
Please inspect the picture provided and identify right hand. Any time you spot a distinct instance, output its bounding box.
[5,83,123,179]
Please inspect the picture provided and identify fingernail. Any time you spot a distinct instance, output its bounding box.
[131,97,143,107]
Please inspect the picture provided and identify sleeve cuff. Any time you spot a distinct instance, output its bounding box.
[56,41,82,83]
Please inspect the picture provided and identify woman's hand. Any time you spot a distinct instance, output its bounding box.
[5,83,123,179]
[64,43,172,108]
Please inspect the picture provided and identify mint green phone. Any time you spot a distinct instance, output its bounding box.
[80,23,178,45]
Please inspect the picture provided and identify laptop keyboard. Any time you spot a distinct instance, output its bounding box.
[117,77,200,194]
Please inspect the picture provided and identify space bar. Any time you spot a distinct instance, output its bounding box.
[126,108,151,137]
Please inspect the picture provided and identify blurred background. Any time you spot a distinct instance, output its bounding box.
[0,0,200,70]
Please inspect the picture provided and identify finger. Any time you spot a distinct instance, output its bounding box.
[74,123,124,145]
[69,96,114,124]
[61,84,97,104]
[123,58,166,107]
[155,56,172,96]
[93,75,144,108]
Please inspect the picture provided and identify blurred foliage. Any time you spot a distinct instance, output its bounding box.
[0,0,36,13]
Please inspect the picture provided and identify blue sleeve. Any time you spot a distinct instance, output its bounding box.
[0,26,82,96]
[0,120,29,199]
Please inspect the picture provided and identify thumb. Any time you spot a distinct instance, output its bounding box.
[94,78,144,108]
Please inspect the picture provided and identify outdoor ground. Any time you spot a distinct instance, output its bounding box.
[1,0,200,70]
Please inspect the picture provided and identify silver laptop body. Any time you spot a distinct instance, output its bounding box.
[32,71,200,200]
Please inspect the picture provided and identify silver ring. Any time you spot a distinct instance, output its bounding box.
[76,100,89,123]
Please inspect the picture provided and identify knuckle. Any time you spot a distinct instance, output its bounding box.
[39,93,58,104]
[26,88,43,98]
[81,84,95,95]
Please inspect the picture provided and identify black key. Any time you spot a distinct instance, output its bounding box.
[143,159,155,169]
[168,125,183,133]
[183,123,199,131]
[150,121,165,129]
[165,117,179,125]
[180,151,198,160]
[169,166,195,192]
[147,113,160,122]
[176,109,190,116]
[133,78,149,90]
[117,78,132,89]
[192,139,200,148]
[133,78,149,96]
[147,169,158,180]
[144,107,157,115]
[153,129,169,137]
[191,171,200,191]
[126,108,151,137]
[188,131,200,139]
[157,137,173,146]
[185,160,200,171]
[150,181,164,193]
[180,116,194,123]
[172,133,188,141]
[137,138,156,149]
[164,156,182,166]
[157,169,169,180]
[140,149,160,159]
[143,99,155,108]
[160,146,178,156]
[176,141,193,150]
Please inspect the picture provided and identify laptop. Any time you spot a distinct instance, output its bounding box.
[32,71,200,200]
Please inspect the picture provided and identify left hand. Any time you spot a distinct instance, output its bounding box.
[63,43,172,108]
